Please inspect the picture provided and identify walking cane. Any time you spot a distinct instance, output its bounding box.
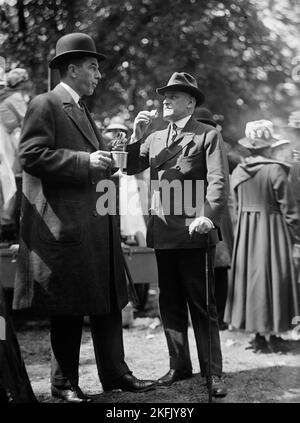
[205,232,213,403]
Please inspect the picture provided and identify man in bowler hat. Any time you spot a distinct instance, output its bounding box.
[125,72,229,396]
[13,32,155,402]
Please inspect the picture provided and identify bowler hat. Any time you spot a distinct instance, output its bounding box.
[194,107,217,127]
[49,33,105,69]
[156,72,205,106]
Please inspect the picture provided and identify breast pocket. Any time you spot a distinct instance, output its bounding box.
[39,201,84,246]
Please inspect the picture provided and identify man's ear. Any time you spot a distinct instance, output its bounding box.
[68,63,77,78]
[187,96,196,110]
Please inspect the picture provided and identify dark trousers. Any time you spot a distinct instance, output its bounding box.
[50,310,130,389]
[155,249,222,377]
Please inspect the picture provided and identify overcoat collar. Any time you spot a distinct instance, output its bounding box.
[52,84,102,150]
[155,116,198,168]
[231,156,291,190]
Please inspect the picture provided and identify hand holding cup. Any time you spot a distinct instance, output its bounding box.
[89,150,112,171]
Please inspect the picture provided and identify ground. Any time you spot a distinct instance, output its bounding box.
[12,287,300,404]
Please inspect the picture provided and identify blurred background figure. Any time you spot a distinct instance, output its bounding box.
[270,139,293,164]
[225,120,300,353]
[195,107,234,330]
[284,111,300,216]
[103,116,150,311]
[283,111,300,283]
[103,116,129,149]
[0,67,33,242]
[0,280,37,402]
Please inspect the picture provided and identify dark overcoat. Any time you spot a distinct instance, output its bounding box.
[126,117,229,249]
[12,85,128,315]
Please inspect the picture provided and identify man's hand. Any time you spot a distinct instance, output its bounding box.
[132,111,154,142]
[189,216,214,235]
[89,150,112,171]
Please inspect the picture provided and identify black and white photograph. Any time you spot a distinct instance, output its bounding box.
[0,0,300,411]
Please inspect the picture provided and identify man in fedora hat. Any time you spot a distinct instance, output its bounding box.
[125,72,229,397]
[12,32,155,402]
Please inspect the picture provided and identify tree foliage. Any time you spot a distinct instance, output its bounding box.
[0,0,299,140]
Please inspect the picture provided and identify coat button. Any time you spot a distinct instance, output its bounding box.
[176,165,181,170]
[93,211,98,217]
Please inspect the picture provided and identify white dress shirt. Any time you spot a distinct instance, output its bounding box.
[171,115,192,136]
[59,82,81,107]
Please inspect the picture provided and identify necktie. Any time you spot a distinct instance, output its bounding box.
[169,123,178,145]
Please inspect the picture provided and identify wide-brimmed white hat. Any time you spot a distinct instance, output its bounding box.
[238,120,279,150]
[271,139,291,149]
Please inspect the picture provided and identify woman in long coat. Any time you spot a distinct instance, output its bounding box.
[224,122,300,352]
[0,281,37,402]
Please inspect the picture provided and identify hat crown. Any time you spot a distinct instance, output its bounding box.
[49,32,105,68]
[6,68,29,87]
[239,119,278,150]
[166,72,198,89]
[56,33,97,56]
[156,71,205,106]
[195,107,214,121]
[245,120,276,143]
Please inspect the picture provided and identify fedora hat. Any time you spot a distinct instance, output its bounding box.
[238,119,279,150]
[49,33,105,69]
[156,72,205,106]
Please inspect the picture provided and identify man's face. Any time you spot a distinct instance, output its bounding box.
[162,91,195,122]
[72,57,101,97]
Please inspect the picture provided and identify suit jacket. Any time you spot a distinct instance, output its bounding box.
[13,84,128,315]
[126,117,229,249]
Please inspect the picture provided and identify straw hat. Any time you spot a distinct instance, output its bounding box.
[6,68,29,88]
[238,120,279,150]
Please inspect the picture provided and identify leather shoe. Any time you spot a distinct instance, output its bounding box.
[51,385,92,403]
[102,373,156,393]
[157,369,193,387]
[207,376,227,397]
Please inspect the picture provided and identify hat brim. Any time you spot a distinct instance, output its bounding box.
[49,50,106,69]
[156,84,205,107]
[197,118,217,128]
[238,137,274,150]
[105,124,128,132]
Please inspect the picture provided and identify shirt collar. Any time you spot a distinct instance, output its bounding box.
[172,115,192,130]
[59,82,81,106]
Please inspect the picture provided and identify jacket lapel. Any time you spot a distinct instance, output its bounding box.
[155,117,198,168]
[52,85,100,150]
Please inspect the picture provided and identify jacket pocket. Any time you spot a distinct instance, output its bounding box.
[38,200,84,245]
